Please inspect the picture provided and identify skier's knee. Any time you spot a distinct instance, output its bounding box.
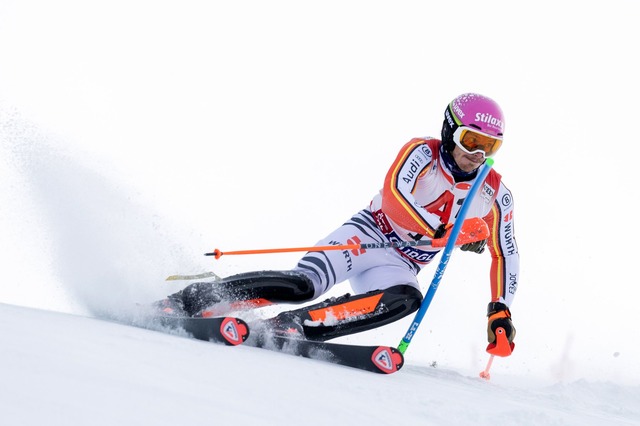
[218,270,315,302]
[380,285,423,318]
[168,270,316,315]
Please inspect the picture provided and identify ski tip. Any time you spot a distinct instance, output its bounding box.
[219,317,250,346]
[371,346,404,374]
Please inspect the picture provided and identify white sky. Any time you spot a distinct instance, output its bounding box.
[1,0,639,386]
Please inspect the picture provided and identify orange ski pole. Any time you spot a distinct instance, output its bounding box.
[479,355,494,380]
[205,217,489,260]
[479,327,515,380]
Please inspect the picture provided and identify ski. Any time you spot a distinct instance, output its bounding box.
[141,314,402,373]
[246,334,404,374]
[151,316,250,346]
[165,271,221,281]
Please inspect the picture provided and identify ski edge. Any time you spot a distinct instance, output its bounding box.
[248,335,404,374]
[142,315,403,374]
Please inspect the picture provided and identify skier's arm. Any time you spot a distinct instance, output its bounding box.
[482,182,519,346]
[381,138,444,237]
[483,182,519,307]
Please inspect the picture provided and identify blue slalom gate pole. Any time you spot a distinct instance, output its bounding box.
[397,158,494,354]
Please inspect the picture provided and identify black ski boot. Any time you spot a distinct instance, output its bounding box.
[156,270,316,317]
[264,285,423,341]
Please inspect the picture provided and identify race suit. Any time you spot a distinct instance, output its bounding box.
[294,137,519,307]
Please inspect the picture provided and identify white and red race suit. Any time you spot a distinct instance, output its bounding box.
[369,137,519,306]
[295,137,519,307]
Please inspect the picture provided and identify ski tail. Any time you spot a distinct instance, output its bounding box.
[165,271,222,281]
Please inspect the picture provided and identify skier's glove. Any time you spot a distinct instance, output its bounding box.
[460,239,487,254]
[487,302,516,344]
[433,223,450,239]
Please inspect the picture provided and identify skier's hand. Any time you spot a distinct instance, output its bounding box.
[460,239,487,254]
[433,223,450,239]
[487,302,516,344]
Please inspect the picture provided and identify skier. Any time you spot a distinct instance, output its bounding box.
[155,93,519,350]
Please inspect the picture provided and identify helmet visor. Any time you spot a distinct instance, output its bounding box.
[453,127,502,158]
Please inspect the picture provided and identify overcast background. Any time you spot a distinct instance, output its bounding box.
[1,0,639,388]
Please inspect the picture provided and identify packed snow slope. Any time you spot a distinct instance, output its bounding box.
[2,2,640,425]
[1,303,638,426]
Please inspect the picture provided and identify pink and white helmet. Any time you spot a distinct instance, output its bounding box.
[441,93,505,152]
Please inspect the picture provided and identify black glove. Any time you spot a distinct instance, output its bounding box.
[460,239,487,254]
[487,302,516,344]
[433,223,450,239]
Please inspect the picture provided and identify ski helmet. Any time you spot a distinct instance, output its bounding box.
[441,93,505,154]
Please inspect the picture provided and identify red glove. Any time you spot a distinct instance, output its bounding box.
[486,302,516,356]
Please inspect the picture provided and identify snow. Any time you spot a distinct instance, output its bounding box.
[1,1,640,425]
[2,303,639,426]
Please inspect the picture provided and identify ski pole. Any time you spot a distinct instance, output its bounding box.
[479,355,494,380]
[479,326,515,380]
[397,159,494,354]
[205,217,489,259]
[167,216,488,280]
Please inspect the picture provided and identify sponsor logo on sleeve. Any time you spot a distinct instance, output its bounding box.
[508,273,517,295]
[402,153,426,184]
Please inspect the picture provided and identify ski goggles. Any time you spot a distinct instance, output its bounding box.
[452,127,503,158]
